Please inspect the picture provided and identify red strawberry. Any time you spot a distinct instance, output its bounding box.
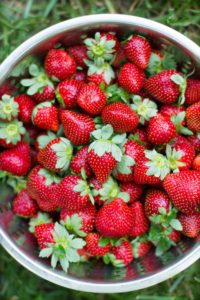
[130,128,151,149]
[60,202,96,236]
[35,222,55,249]
[0,80,15,98]
[163,170,200,214]
[77,83,106,115]
[160,104,185,120]
[86,232,110,256]
[0,141,31,176]
[185,78,200,105]
[60,110,95,146]
[27,165,61,212]
[102,102,139,133]
[32,102,59,132]
[131,236,152,258]
[167,229,181,243]
[0,95,19,121]
[33,85,55,103]
[178,212,200,238]
[70,146,92,177]
[120,182,143,203]
[129,202,149,237]
[188,134,200,153]
[112,44,126,68]
[145,189,170,217]
[56,79,82,109]
[73,70,87,82]
[95,198,133,238]
[14,94,35,124]
[38,137,73,172]
[109,240,133,267]
[87,71,111,86]
[0,119,25,148]
[100,32,120,49]
[89,177,103,205]
[186,101,200,132]
[29,212,53,234]
[68,45,88,68]
[125,35,151,69]
[118,62,145,93]
[193,154,200,171]
[44,49,77,80]
[147,114,176,145]
[144,70,184,104]
[13,189,38,218]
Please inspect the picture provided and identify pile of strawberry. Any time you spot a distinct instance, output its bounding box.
[0,31,200,273]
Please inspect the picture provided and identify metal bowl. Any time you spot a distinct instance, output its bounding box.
[0,14,200,293]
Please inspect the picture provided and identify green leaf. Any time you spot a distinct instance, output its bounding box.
[111,133,126,145]
[39,247,53,258]
[170,74,185,85]
[111,144,122,162]
[98,236,110,247]
[101,124,113,140]
[170,219,183,231]
[70,238,86,249]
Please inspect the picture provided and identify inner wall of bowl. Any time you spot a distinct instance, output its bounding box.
[0,22,199,282]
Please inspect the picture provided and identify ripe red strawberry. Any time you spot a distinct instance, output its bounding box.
[68,45,88,68]
[129,202,149,237]
[0,95,19,121]
[59,175,93,210]
[89,177,103,205]
[60,110,95,146]
[73,70,87,82]
[125,35,151,69]
[85,232,110,256]
[131,236,152,258]
[163,170,200,214]
[95,198,133,238]
[147,114,176,145]
[14,94,35,124]
[33,85,55,103]
[120,182,143,203]
[60,202,96,236]
[27,165,61,212]
[70,146,92,177]
[0,141,31,176]
[160,104,185,120]
[37,137,73,172]
[178,212,200,238]
[35,222,55,249]
[145,189,170,217]
[44,49,77,80]
[100,32,120,49]
[186,101,200,132]
[144,70,183,104]
[167,229,181,243]
[0,80,15,98]
[29,212,53,234]
[112,44,126,68]
[193,154,200,171]
[188,134,200,153]
[56,79,82,109]
[102,102,139,133]
[13,189,38,218]
[118,62,145,93]
[185,78,200,105]
[77,83,107,115]
[32,102,59,132]
[130,128,151,149]
[87,71,111,86]
[0,119,25,148]
[109,240,134,267]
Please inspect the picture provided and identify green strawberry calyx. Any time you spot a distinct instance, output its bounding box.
[131,95,158,124]
[105,83,130,104]
[29,212,52,233]
[103,253,124,267]
[21,64,54,96]
[0,120,26,145]
[38,168,61,186]
[171,111,193,136]
[37,131,57,150]
[145,149,170,180]
[51,137,73,172]
[39,222,86,273]
[131,235,149,258]
[73,172,95,205]
[129,133,145,147]
[0,94,19,121]
[61,214,86,237]
[6,175,27,193]
[165,144,186,172]
[147,51,176,76]
[114,154,135,175]
[170,74,187,105]
[86,60,115,85]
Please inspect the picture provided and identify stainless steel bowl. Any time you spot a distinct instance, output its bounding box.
[0,14,200,293]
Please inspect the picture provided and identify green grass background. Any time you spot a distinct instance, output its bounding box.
[0,0,200,299]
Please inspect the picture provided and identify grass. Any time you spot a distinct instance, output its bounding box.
[0,0,200,299]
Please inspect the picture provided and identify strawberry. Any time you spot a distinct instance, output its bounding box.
[38,137,73,172]
[129,128,151,149]
[105,239,133,267]
[144,70,185,104]
[144,189,170,217]
[89,177,103,205]
[0,80,15,98]
[160,104,185,120]
[32,102,59,132]
[77,83,107,115]
[37,222,85,272]
[27,165,61,212]
[167,229,181,243]
[87,69,113,86]
[34,131,56,152]
[14,94,35,124]
[102,102,139,133]
[13,189,38,218]
[0,94,19,121]
[163,170,200,214]
[73,70,87,82]
[186,101,200,132]
[29,212,53,234]
[188,134,200,153]
[60,110,95,146]
[60,203,96,236]
[44,49,77,80]
[131,236,152,258]
[120,182,143,204]
[178,212,200,238]
[112,44,126,68]
[147,114,176,145]
[185,78,200,105]
[0,119,25,148]
[193,154,200,171]
[118,62,145,93]
[129,202,149,237]
[70,146,92,177]
[56,79,82,109]
[34,85,55,103]
[0,142,31,176]
[125,35,151,69]
[68,45,88,68]
[59,175,93,210]
[95,198,133,238]
[85,232,110,256]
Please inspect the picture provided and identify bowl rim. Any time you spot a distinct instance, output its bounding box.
[0,14,200,293]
